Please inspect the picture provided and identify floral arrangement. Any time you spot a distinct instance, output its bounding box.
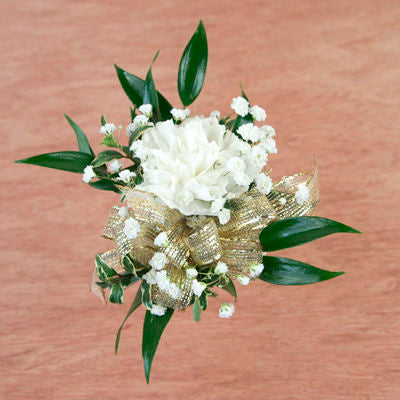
[16,21,359,383]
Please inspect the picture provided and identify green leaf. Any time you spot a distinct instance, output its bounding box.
[128,125,152,146]
[259,216,360,251]
[240,84,249,101]
[89,179,121,193]
[122,255,135,274]
[260,256,345,285]
[91,150,124,168]
[178,20,208,106]
[101,115,107,126]
[192,297,202,322]
[95,254,117,282]
[109,281,124,304]
[199,291,208,310]
[115,284,143,354]
[220,278,237,301]
[142,308,174,384]
[232,113,253,134]
[15,151,94,173]
[114,64,172,120]
[143,51,161,122]
[64,114,94,156]
[141,281,153,310]
[130,107,136,122]
[100,135,120,149]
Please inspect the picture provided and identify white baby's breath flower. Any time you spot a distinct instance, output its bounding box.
[210,110,220,119]
[138,103,153,117]
[255,173,273,195]
[261,125,276,137]
[218,208,231,225]
[249,263,264,278]
[156,270,170,291]
[142,268,157,285]
[149,252,168,270]
[99,123,116,135]
[117,170,136,184]
[219,302,235,319]
[186,268,198,279]
[295,183,310,205]
[259,137,277,154]
[250,105,267,121]
[233,173,252,187]
[215,261,228,274]
[226,157,246,173]
[251,146,268,169]
[82,165,95,183]
[235,140,252,154]
[150,304,167,316]
[192,279,206,297]
[154,232,169,248]
[109,159,122,173]
[126,115,150,136]
[171,108,190,121]
[231,96,249,116]
[118,206,130,218]
[279,197,287,205]
[167,282,181,299]
[237,275,250,285]
[237,123,261,142]
[123,217,141,239]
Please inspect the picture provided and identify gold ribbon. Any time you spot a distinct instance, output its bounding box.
[97,166,319,310]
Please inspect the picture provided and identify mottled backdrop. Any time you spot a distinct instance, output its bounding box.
[1,1,399,399]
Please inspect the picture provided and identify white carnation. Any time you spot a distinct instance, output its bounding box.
[123,217,141,239]
[295,183,310,205]
[142,268,157,285]
[82,165,95,183]
[109,159,122,172]
[149,252,168,270]
[237,275,250,285]
[171,108,190,121]
[118,206,130,218]
[255,173,272,195]
[219,302,235,319]
[218,208,231,225]
[210,198,225,213]
[138,103,153,117]
[154,232,169,248]
[135,117,262,216]
[215,261,228,274]
[99,123,116,135]
[117,170,136,184]
[231,96,249,116]
[192,279,206,297]
[249,263,264,278]
[250,105,267,121]
[210,110,220,119]
[186,268,198,279]
[150,304,167,316]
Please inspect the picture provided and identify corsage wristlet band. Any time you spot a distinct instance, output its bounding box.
[16,20,360,383]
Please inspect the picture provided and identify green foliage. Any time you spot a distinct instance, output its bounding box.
[109,281,124,304]
[143,51,161,122]
[91,150,124,167]
[64,114,94,156]
[89,179,121,193]
[260,256,345,285]
[192,297,202,322]
[142,308,174,383]
[141,281,153,310]
[95,254,117,282]
[178,20,208,106]
[15,151,94,173]
[101,115,107,126]
[100,135,120,149]
[259,216,360,251]
[220,277,237,301]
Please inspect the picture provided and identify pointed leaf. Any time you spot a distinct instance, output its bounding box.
[15,151,94,173]
[109,281,124,304]
[114,64,172,120]
[141,281,153,310]
[143,52,161,121]
[178,20,208,106]
[193,297,201,322]
[101,115,107,126]
[89,179,120,193]
[142,308,174,383]
[64,114,94,156]
[260,256,345,285]
[259,216,360,251]
[115,284,143,354]
[91,150,124,168]
[95,254,117,281]
[220,278,237,301]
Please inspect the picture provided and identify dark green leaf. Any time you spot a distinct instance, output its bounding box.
[142,308,174,383]
[122,255,135,274]
[130,107,136,122]
[15,151,94,173]
[240,84,249,101]
[114,64,172,120]
[199,291,208,310]
[232,113,253,134]
[143,51,161,122]
[260,256,345,285]
[109,281,124,304]
[178,20,208,106]
[192,297,201,322]
[101,115,107,126]
[95,254,117,282]
[128,125,152,146]
[115,284,143,354]
[220,278,237,301]
[64,114,94,156]
[91,150,124,168]
[141,281,153,310]
[89,179,121,193]
[259,216,360,251]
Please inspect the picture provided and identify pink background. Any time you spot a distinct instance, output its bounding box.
[1,1,399,399]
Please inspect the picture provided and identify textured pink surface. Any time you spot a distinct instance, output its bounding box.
[1,1,399,399]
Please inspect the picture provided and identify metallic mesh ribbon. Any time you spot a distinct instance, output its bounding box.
[96,166,319,310]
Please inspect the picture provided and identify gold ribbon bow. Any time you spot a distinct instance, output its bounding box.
[94,167,319,309]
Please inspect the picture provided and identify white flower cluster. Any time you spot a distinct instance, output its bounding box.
[109,159,122,172]
[123,217,141,239]
[295,183,310,205]
[231,96,267,122]
[117,170,136,184]
[99,123,116,135]
[126,104,154,136]
[131,116,275,217]
[170,108,190,121]
[82,165,95,183]
[219,302,235,319]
